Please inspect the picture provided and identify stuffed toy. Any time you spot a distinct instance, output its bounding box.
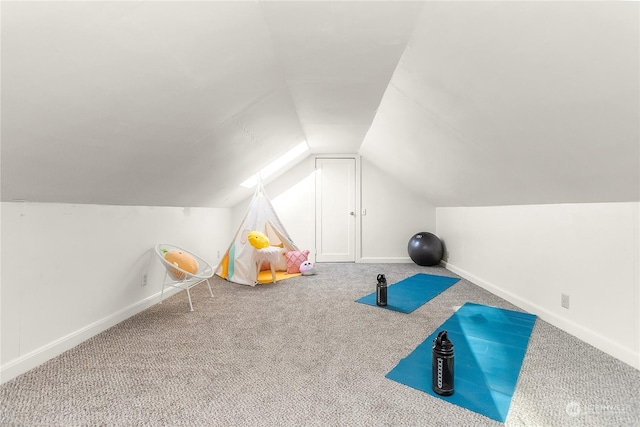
[162,248,199,280]
[299,260,316,276]
[247,230,270,249]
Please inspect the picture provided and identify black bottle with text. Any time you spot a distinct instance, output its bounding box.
[432,330,454,396]
[376,274,387,306]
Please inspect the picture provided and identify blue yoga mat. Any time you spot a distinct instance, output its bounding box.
[355,273,460,313]
[386,302,537,423]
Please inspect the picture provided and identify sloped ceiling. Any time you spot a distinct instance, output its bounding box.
[2,1,638,208]
[361,1,639,206]
[1,1,422,207]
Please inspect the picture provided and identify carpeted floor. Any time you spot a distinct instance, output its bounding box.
[1,263,639,426]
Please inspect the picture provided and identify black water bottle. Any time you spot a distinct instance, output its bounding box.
[376,274,387,306]
[432,330,454,396]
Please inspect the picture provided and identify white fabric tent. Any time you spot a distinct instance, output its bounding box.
[215,184,299,286]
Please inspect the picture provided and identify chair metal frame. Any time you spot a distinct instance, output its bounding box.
[155,243,214,311]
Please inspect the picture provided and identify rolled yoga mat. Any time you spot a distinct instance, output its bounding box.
[355,273,460,313]
[385,302,537,423]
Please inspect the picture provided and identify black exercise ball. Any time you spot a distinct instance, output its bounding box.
[408,232,443,266]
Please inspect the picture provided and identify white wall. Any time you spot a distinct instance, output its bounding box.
[360,157,436,262]
[437,202,640,369]
[230,156,436,263]
[1,202,231,383]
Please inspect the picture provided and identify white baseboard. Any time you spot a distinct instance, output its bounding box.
[0,289,180,384]
[358,257,413,263]
[442,261,639,370]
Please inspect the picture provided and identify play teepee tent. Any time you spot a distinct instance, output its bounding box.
[216,183,300,286]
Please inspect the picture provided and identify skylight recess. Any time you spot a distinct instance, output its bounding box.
[240,141,309,188]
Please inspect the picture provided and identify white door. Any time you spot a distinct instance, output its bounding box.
[315,158,356,262]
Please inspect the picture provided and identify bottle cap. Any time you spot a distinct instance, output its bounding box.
[435,330,453,351]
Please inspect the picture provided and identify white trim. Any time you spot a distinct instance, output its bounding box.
[633,203,640,369]
[355,155,362,263]
[314,154,361,263]
[0,288,181,384]
[442,260,640,370]
[358,257,413,264]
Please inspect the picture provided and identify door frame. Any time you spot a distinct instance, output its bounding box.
[314,155,361,263]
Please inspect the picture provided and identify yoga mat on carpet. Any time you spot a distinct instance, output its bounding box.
[385,302,537,423]
[355,273,460,313]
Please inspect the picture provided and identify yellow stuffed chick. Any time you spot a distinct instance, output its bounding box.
[247,230,270,249]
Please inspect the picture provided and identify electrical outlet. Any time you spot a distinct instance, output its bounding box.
[561,293,570,309]
[142,274,148,286]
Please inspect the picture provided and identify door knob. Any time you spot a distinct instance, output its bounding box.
[350,211,355,216]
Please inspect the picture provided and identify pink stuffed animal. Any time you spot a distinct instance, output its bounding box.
[299,260,316,276]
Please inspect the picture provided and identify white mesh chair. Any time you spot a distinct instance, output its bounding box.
[155,243,214,311]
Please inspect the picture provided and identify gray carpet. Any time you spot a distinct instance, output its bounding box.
[1,263,639,426]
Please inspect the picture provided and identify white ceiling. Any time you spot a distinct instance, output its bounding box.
[2,1,638,208]
[361,1,639,206]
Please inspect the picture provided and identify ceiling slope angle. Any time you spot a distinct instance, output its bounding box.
[360,1,640,207]
[261,1,425,155]
[1,1,307,208]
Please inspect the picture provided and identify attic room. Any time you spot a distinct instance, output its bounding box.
[1,1,639,425]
